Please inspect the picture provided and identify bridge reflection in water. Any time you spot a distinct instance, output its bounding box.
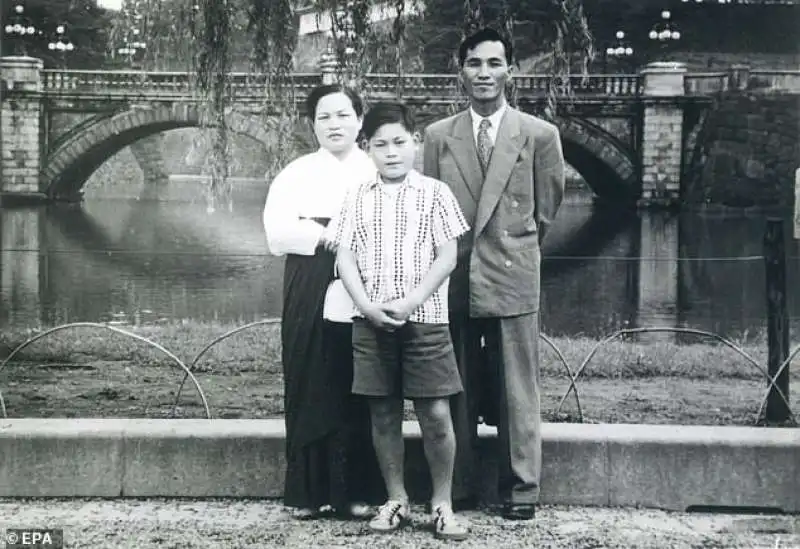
[0,208,45,327]
[0,196,797,339]
[636,213,680,341]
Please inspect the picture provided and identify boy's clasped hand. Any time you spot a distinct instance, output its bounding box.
[363,299,415,330]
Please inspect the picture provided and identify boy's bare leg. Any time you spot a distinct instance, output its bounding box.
[413,397,456,507]
[369,396,408,502]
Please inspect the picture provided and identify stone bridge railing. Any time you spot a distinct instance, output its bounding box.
[40,70,643,100]
[38,68,800,101]
[684,68,800,95]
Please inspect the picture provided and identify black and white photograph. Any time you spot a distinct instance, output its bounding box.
[0,0,798,547]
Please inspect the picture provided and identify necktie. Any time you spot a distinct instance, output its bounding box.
[477,118,493,173]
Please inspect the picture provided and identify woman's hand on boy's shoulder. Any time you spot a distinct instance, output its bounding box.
[318,232,338,253]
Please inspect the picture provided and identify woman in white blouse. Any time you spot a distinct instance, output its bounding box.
[263,85,382,519]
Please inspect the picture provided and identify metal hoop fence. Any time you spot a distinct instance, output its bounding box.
[552,326,795,426]
[0,322,211,419]
[0,321,796,426]
[172,318,282,414]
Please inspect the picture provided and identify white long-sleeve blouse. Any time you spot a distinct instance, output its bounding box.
[263,147,376,256]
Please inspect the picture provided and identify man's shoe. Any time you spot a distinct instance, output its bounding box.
[432,503,469,541]
[368,500,410,533]
[501,503,536,521]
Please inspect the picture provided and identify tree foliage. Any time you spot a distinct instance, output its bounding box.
[2,0,112,68]
[173,0,593,208]
[108,0,199,70]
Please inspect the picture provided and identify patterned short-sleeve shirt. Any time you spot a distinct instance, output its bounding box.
[327,169,470,324]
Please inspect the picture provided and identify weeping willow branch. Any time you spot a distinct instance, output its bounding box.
[390,0,406,97]
[192,0,233,211]
[500,0,518,108]
[545,0,594,119]
[184,0,592,207]
[248,0,300,183]
[314,0,378,90]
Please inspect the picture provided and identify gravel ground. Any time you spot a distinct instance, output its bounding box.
[1,499,798,548]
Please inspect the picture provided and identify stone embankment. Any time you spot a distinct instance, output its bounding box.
[684,91,799,208]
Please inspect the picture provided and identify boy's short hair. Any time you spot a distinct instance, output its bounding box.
[362,102,416,141]
[457,27,513,67]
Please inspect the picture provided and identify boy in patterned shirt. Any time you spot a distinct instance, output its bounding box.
[327,102,470,541]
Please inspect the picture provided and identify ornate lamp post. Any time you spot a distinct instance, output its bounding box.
[117,28,147,69]
[605,30,635,71]
[3,3,37,56]
[648,10,681,61]
[47,25,75,67]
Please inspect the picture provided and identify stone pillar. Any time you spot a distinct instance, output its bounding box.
[639,61,687,207]
[130,135,169,200]
[636,210,679,341]
[0,208,44,327]
[1,56,44,201]
[727,63,751,91]
[130,136,167,182]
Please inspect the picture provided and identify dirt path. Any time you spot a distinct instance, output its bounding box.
[1,499,798,548]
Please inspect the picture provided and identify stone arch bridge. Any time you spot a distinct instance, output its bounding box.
[3,57,794,206]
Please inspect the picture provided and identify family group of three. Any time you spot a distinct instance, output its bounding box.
[262,28,566,542]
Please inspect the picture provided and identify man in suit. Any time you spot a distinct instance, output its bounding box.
[422,28,565,520]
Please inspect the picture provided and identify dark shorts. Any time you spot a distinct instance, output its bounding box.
[352,319,464,399]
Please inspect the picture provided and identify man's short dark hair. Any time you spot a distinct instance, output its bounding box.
[362,102,416,141]
[305,84,364,120]
[457,27,513,67]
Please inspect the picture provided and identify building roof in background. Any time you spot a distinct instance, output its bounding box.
[97,0,122,11]
[296,1,422,35]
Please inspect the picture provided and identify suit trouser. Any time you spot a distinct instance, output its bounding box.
[449,312,542,505]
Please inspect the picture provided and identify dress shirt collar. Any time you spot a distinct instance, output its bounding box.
[469,103,507,139]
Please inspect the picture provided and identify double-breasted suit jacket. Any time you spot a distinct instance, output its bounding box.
[423,107,565,317]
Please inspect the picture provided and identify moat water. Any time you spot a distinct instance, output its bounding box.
[2,183,799,341]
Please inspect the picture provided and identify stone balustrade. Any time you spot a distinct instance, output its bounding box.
[684,72,731,95]
[37,70,645,100]
[684,67,800,95]
[749,70,800,92]
[37,66,799,102]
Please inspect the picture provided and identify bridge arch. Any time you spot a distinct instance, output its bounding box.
[44,104,641,203]
[554,116,639,204]
[42,104,274,199]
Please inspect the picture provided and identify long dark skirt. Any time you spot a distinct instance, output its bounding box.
[281,244,384,510]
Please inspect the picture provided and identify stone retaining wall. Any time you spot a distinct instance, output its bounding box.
[684,92,800,208]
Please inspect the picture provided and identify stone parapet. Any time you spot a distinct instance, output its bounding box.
[1,56,43,93]
[0,419,798,512]
[640,61,687,98]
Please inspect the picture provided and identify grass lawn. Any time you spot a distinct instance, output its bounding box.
[0,320,798,426]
